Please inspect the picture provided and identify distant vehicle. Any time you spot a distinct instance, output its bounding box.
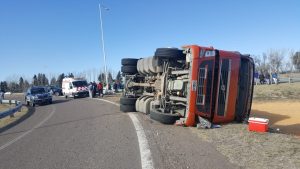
[62,78,89,98]
[47,86,63,96]
[25,86,52,107]
[4,92,12,95]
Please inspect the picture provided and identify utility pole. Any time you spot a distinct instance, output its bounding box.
[98,3,109,91]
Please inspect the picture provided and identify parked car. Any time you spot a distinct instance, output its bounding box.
[25,86,52,107]
[47,86,63,96]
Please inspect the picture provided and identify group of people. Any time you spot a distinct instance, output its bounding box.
[88,81,121,98]
[254,72,278,85]
[88,82,103,98]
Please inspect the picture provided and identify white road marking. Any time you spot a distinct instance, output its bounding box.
[0,105,56,151]
[95,98,154,169]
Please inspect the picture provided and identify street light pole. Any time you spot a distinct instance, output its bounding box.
[98,3,109,91]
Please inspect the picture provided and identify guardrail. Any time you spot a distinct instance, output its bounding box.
[279,77,300,83]
[0,100,22,119]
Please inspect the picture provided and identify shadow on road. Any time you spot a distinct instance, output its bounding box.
[0,105,35,134]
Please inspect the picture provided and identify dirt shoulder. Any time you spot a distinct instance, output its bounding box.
[190,124,300,169]
[251,100,300,135]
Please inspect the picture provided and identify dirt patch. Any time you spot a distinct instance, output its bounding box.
[102,93,122,104]
[251,100,300,135]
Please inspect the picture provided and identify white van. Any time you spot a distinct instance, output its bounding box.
[62,78,89,98]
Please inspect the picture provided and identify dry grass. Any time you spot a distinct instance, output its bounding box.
[0,104,15,112]
[253,83,300,100]
[0,106,28,128]
[191,125,300,169]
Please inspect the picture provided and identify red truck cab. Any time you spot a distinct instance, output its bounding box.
[184,45,254,126]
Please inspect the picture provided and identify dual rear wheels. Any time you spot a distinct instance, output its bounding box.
[120,96,181,125]
[121,58,138,75]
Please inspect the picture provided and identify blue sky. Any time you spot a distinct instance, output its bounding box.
[1,0,299,82]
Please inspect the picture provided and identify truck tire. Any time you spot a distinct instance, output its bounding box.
[120,97,137,105]
[121,65,138,74]
[120,104,136,112]
[135,99,140,112]
[121,58,138,66]
[144,98,153,114]
[150,109,181,124]
[154,48,185,59]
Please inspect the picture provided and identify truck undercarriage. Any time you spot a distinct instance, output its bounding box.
[120,45,254,126]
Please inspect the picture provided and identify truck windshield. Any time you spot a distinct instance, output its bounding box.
[31,88,46,94]
[72,81,87,87]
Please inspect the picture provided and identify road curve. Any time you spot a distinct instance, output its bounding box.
[0,95,237,169]
[0,96,140,169]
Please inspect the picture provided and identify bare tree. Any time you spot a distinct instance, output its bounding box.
[292,51,300,71]
[252,55,262,72]
[267,49,285,72]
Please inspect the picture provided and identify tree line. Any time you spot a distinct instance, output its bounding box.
[252,49,300,73]
[0,71,122,93]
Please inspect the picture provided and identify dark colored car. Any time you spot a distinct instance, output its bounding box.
[25,86,52,107]
[47,86,63,96]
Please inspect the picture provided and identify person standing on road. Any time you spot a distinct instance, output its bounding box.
[88,82,93,98]
[113,82,118,93]
[92,81,97,98]
[97,82,103,97]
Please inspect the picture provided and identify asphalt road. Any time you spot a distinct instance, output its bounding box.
[0,94,237,169]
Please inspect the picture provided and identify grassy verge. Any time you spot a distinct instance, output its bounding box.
[0,106,29,128]
[0,104,16,112]
[253,83,300,100]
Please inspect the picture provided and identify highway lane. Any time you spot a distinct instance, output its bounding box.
[0,94,237,169]
[0,96,140,169]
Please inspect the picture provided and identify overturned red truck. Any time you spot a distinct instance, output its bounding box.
[120,45,254,126]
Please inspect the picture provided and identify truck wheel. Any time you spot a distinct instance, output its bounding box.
[121,58,138,66]
[144,98,153,114]
[135,99,140,112]
[121,66,138,74]
[120,104,136,112]
[150,109,181,124]
[120,97,137,105]
[154,48,185,59]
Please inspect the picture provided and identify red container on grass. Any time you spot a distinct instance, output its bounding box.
[248,117,269,132]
